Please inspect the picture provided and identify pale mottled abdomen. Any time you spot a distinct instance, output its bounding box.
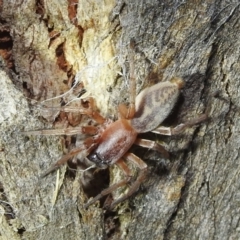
[131,78,184,133]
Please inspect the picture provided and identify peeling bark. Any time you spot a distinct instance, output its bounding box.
[0,0,240,239]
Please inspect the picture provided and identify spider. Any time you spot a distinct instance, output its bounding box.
[25,43,207,209]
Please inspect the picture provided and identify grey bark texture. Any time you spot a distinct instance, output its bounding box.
[0,0,240,239]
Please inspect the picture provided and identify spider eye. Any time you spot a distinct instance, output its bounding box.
[87,152,108,169]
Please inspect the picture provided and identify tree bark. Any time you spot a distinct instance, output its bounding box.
[0,0,240,239]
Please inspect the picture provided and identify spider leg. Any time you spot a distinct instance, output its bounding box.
[40,136,99,178]
[118,40,137,120]
[134,138,169,158]
[82,97,106,124]
[127,39,137,119]
[84,159,132,209]
[43,97,106,124]
[110,152,148,209]
[60,107,105,124]
[152,113,207,135]
[23,126,98,136]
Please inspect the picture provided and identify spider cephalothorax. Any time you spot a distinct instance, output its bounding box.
[25,43,206,209]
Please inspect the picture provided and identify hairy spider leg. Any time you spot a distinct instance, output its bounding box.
[152,113,207,135]
[127,39,137,119]
[23,126,98,136]
[84,159,132,209]
[85,153,147,209]
[24,97,106,136]
[60,97,106,124]
[118,40,137,120]
[109,152,148,209]
[134,138,170,158]
[41,136,100,178]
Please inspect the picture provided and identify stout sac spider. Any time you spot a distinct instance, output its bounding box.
[25,45,206,209]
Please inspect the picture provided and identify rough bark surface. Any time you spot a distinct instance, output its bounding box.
[0,0,239,239]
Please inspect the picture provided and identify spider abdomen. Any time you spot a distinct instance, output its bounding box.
[131,77,184,133]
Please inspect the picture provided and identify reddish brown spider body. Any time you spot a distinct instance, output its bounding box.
[24,45,207,209]
[87,119,138,168]
[87,77,184,168]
